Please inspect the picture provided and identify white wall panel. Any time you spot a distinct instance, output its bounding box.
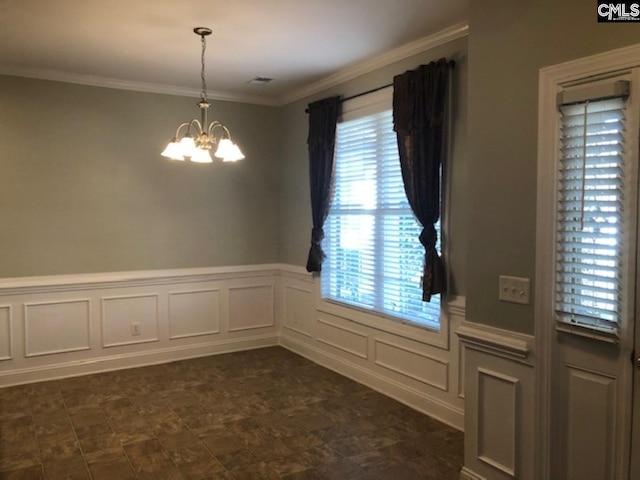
[169,289,220,339]
[316,317,368,359]
[24,299,90,357]
[228,284,274,332]
[282,284,313,337]
[566,365,617,480]
[102,294,159,347]
[458,322,535,480]
[374,338,448,391]
[0,306,12,360]
[477,368,517,477]
[0,265,282,387]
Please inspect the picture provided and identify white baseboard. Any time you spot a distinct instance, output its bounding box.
[280,333,464,430]
[460,467,486,480]
[0,334,278,387]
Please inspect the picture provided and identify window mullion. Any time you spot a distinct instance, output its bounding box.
[374,114,384,313]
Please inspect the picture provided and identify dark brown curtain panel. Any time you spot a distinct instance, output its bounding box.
[305,96,341,273]
[393,58,451,301]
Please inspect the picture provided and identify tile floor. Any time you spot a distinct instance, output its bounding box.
[0,347,463,479]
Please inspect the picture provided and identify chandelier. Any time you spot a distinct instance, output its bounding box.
[161,27,245,163]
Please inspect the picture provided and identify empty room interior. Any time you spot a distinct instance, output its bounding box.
[2,1,640,479]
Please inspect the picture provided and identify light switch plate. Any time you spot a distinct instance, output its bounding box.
[499,275,530,305]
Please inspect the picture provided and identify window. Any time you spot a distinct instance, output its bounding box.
[321,89,441,330]
[555,79,632,334]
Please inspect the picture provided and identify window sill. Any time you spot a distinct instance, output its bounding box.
[555,321,620,346]
[316,294,462,350]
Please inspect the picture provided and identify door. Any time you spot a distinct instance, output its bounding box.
[537,55,640,480]
[630,285,640,478]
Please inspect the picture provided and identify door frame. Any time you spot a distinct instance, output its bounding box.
[535,43,640,480]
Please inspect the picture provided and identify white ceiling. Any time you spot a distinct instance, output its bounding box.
[0,0,468,105]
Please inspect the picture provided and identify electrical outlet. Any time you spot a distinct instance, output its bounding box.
[499,276,530,305]
[131,322,141,336]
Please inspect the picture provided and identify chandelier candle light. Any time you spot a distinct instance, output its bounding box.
[161,27,245,163]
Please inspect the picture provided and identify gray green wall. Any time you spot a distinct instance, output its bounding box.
[467,0,640,333]
[278,36,468,296]
[7,0,639,335]
[0,76,281,277]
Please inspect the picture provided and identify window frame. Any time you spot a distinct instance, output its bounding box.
[315,87,451,348]
[554,83,632,337]
[537,66,640,346]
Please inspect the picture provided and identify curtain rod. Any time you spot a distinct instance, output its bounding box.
[305,59,455,113]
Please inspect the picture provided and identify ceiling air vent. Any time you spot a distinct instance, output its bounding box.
[248,76,273,86]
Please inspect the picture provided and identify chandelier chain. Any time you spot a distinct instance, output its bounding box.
[200,34,207,102]
[161,27,244,163]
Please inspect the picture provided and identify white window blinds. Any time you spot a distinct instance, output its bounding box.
[321,95,440,329]
[555,86,630,333]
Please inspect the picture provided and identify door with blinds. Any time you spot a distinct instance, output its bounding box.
[549,73,640,479]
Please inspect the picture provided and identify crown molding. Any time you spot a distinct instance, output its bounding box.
[0,66,281,106]
[0,21,468,107]
[278,21,469,106]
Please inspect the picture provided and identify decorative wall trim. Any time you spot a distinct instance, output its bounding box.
[317,295,449,350]
[1,262,465,443]
[461,326,536,480]
[282,283,313,338]
[228,283,275,332]
[564,364,618,480]
[101,294,160,347]
[0,265,283,387]
[168,288,221,340]
[456,321,531,362]
[0,264,283,296]
[458,343,466,399]
[0,67,280,106]
[374,338,449,391]
[0,305,12,361]
[460,467,487,480]
[278,266,465,431]
[316,317,369,359]
[280,334,464,430]
[477,368,518,477]
[0,22,468,108]
[280,21,469,105]
[24,299,91,357]
[0,334,278,387]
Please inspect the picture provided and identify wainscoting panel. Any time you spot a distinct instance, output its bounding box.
[316,316,368,360]
[0,306,12,361]
[0,265,282,386]
[458,322,535,480]
[168,289,221,340]
[228,284,275,332]
[101,294,159,347]
[0,263,466,445]
[477,368,517,476]
[282,284,313,338]
[565,365,617,480]
[374,338,448,391]
[24,299,91,357]
[279,266,466,430]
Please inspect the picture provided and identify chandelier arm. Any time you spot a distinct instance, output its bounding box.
[190,119,204,135]
[175,122,192,138]
[207,121,231,139]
